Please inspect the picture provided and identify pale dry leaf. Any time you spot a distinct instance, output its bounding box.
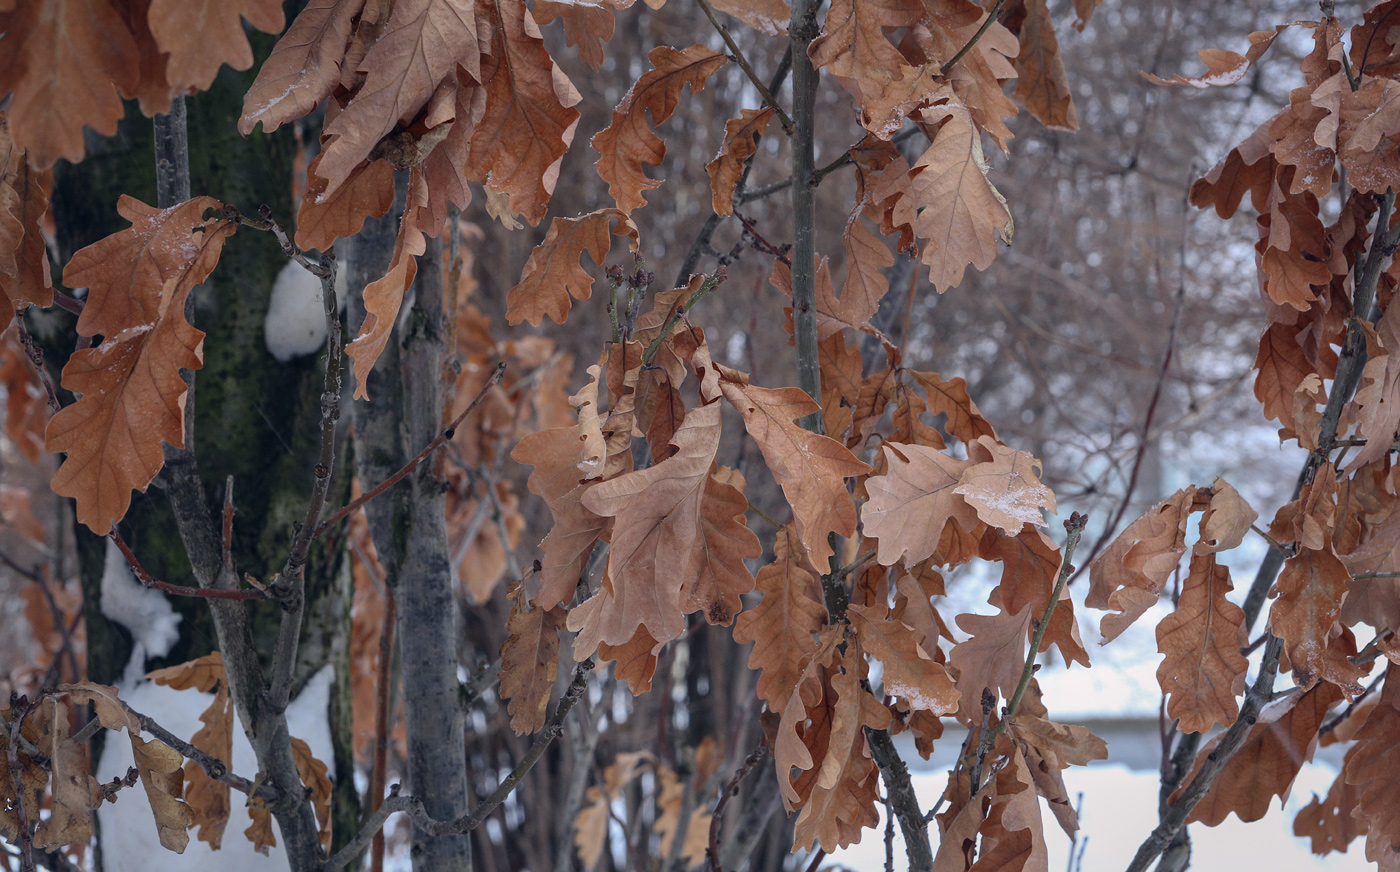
[239,0,364,135]
[506,209,638,326]
[953,435,1056,532]
[862,442,979,567]
[499,579,565,734]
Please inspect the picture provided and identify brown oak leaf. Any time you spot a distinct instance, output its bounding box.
[1156,552,1248,734]
[862,442,980,568]
[506,208,639,326]
[734,524,828,713]
[149,0,284,93]
[707,107,775,216]
[499,579,565,734]
[239,0,365,136]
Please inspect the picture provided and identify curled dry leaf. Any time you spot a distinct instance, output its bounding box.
[1011,0,1077,131]
[148,653,233,849]
[719,372,871,566]
[511,424,609,608]
[707,107,775,216]
[953,435,1056,532]
[48,196,233,535]
[1271,546,1353,691]
[506,208,639,326]
[31,698,98,851]
[1142,26,1289,89]
[1086,486,1196,643]
[592,44,728,215]
[1342,663,1400,867]
[295,154,396,252]
[0,115,53,311]
[1196,477,1258,555]
[1155,552,1248,734]
[131,733,194,853]
[947,602,1032,725]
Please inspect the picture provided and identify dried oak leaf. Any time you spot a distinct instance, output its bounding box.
[894,101,1013,292]
[467,0,582,225]
[1009,713,1107,836]
[707,0,789,36]
[947,602,1033,725]
[0,115,53,311]
[531,2,617,72]
[1293,757,1362,856]
[1196,477,1258,555]
[47,196,234,535]
[1177,680,1342,826]
[1086,486,1195,643]
[0,0,138,168]
[1342,663,1400,866]
[132,733,194,852]
[291,736,333,852]
[1011,0,1077,130]
[1142,26,1288,88]
[719,371,870,565]
[654,764,710,865]
[972,743,1049,872]
[733,523,827,713]
[499,578,565,734]
[568,401,722,656]
[148,653,233,848]
[681,467,761,625]
[707,107,775,216]
[149,0,283,93]
[31,698,97,851]
[295,154,396,252]
[506,208,639,326]
[849,602,959,715]
[954,435,1055,532]
[1349,301,1400,469]
[906,368,996,445]
[592,44,728,215]
[980,525,1088,666]
[1,333,46,462]
[862,442,980,568]
[239,0,364,136]
[1156,552,1248,734]
[807,0,926,139]
[574,752,653,867]
[315,0,479,197]
[1271,546,1353,691]
[793,645,889,852]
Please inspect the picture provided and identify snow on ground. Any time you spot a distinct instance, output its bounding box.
[94,668,335,872]
[828,763,1369,872]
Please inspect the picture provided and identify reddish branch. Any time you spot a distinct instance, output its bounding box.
[109,531,266,600]
[707,739,767,872]
[314,361,508,538]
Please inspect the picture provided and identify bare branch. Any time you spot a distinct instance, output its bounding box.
[109,531,266,600]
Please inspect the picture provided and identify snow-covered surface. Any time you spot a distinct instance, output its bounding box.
[264,260,348,363]
[95,668,335,871]
[828,763,1370,871]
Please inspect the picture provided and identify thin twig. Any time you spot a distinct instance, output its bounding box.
[315,362,508,538]
[973,512,1087,790]
[323,660,595,871]
[643,274,724,366]
[109,531,266,600]
[13,316,60,416]
[369,585,396,872]
[696,0,793,132]
[1125,635,1283,872]
[939,0,1006,78]
[707,739,767,872]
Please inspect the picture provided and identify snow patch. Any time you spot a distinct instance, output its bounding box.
[264,260,349,362]
[100,538,181,671]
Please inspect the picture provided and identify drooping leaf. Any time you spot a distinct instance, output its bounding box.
[719,371,871,565]
[511,424,608,608]
[707,107,775,216]
[1011,0,1077,130]
[733,523,828,713]
[295,155,396,252]
[592,44,728,214]
[1196,477,1259,555]
[239,0,364,135]
[290,737,333,852]
[506,209,639,326]
[0,114,52,311]
[681,467,761,625]
[1086,486,1196,642]
[907,369,997,444]
[147,653,234,848]
[499,579,565,734]
[31,698,97,851]
[1272,545,1355,692]
[947,602,1033,725]
[131,733,194,853]
[1142,26,1289,89]
[1342,663,1400,866]
[531,2,617,72]
[48,196,235,535]
[568,402,722,655]
[467,0,582,225]
[1156,552,1248,734]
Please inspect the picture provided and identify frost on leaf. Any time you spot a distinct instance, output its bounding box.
[953,435,1056,532]
[1155,552,1248,734]
[239,0,364,136]
[506,209,639,326]
[592,45,728,215]
[47,196,235,535]
[1143,27,1288,89]
[848,602,958,715]
[719,371,870,565]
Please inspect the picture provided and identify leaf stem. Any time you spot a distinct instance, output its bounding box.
[696,0,794,133]
[939,0,1006,78]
